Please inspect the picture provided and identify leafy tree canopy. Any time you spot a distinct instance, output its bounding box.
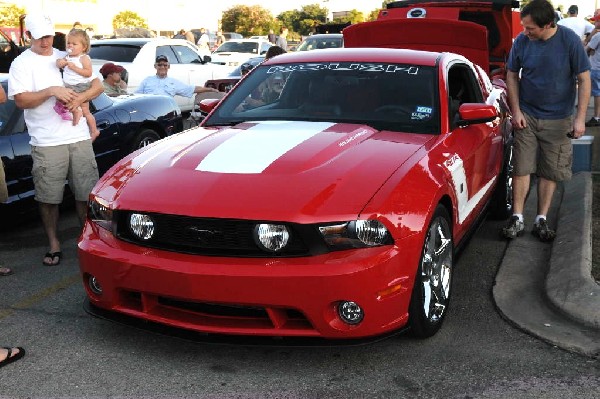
[112,10,148,30]
[221,5,275,37]
[276,4,328,36]
[332,9,365,25]
[0,4,26,27]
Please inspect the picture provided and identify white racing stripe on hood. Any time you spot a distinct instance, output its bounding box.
[196,121,334,174]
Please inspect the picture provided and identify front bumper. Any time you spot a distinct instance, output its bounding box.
[78,222,422,339]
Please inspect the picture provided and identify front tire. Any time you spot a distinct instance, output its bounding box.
[408,205,453,338]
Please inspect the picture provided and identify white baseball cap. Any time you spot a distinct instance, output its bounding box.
[25,14,54,39]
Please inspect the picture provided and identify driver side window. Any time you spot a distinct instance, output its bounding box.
[173,45,202,64]
[448,64,482,129]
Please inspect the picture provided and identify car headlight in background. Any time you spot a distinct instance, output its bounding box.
[88,196,113,231]
[254,223,290,252]
[319,219,392,250]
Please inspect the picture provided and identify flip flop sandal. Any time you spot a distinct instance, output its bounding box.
[0,347,25,369]
[42,251,62,266]
[0,267,12,276]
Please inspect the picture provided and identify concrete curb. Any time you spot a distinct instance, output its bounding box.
[546,172,600,329]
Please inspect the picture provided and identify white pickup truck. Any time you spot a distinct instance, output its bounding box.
[90,38,234,112]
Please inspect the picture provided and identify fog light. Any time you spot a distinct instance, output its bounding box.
[338,301,364,325]
[88,275,102,295]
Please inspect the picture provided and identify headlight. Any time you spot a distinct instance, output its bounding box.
[254,223,290,252]
[129,213,155,240]
[88,197,113,231]
[319,219,392,250]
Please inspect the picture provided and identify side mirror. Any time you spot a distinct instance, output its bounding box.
[457,103,498,127]
[202,55,211,64]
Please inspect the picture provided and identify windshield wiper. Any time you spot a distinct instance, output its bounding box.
[202,120,246,127]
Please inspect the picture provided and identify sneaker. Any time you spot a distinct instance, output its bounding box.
[532,218,556,242]
[502,215,524,239]
[585,117,600,127]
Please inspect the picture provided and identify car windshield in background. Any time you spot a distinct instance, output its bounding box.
[89,44,142,62]
[296,37,343,51]
[214,42,260,54]
[204,62,439,134]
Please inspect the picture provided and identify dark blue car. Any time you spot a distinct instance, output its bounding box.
[0,76,183,217]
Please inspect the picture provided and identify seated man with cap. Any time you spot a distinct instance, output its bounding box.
[135,55,218,98]
[99,62,127,97]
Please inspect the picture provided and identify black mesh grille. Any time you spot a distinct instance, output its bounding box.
[115,211,320,257]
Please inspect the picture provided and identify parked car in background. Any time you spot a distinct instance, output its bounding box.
[210,39,272,67]
[248,35,268,41]
[88,38,233,111]
[0,75,183,218]
[204,56,264,93]
[223,32,243,40]
[295,33,344,51]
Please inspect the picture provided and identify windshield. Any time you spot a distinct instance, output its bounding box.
[296,37,343,51]
[214,41,259,54]
[203,62,439,134]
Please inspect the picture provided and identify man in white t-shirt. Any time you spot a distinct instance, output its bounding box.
[8,13,103,266]
[557,5,594,41]
[197,28,210,52]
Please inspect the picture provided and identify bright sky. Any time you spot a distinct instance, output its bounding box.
[20,0,599,35]
[179,0,598,34]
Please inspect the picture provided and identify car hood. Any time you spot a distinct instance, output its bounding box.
[97,121,434,222]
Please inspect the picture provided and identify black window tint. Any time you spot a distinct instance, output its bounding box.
[89,45,141,63]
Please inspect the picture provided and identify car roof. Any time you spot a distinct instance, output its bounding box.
[224,39,268,43]
[261,47,441,67]
[304,34,343,39]
[91,38,191,46]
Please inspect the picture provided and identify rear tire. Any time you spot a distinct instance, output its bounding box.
[130,128,160,153]
[408,205,453,338]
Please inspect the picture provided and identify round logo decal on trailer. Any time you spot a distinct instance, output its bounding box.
[407,8,427,18]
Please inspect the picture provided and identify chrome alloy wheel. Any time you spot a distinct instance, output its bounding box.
[420,215,453,323]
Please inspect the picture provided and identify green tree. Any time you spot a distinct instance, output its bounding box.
[367,9,380,21]
[112,10,148,30]
[367,0,396,21]
[0,4,26,27]
[332,9,365,24]
[276,4,328,36]
[221,5,274,37]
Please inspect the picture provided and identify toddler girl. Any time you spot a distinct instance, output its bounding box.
[55,29,99,141]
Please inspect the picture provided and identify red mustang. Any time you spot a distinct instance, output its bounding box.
[78,0,515,339]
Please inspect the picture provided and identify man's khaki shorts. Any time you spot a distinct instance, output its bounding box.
[513,112,573,182]
[31,140,99,204]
